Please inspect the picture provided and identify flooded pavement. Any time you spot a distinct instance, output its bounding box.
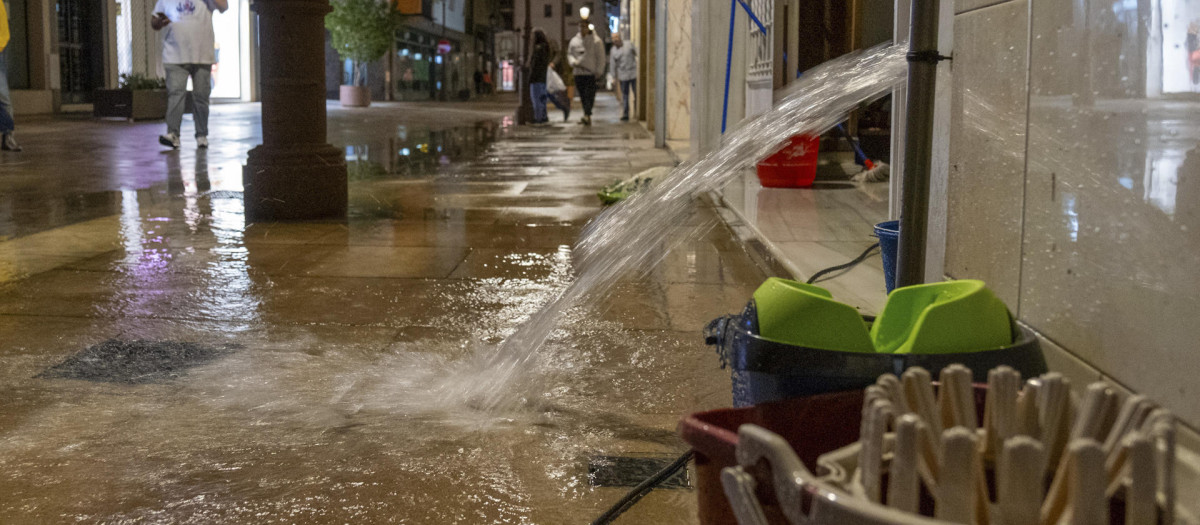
[0,95,768,523]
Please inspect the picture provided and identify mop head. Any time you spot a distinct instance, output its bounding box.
[851,161,890,183]
[598,166,671,205]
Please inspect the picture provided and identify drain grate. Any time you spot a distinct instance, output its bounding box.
[37,339,239,384]
[587,454,691,489]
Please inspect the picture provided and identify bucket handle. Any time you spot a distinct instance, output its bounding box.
[705,315,734,369]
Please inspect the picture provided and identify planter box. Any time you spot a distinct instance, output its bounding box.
[93,89,168,121]
[340,85,371,107]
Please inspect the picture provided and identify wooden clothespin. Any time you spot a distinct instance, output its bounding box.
[878,373,911,415]
[1064,439,1107,525]
[997,436,1046,525]
[984,366,1021,460]
[935,427,981,524]
[1038,373,1072,468]
[1016,378,1042,440]
[858,399,894,503]
[889,413,923,514]
[938,364,977,431]
[1043,382,1117,524]
[1102,395,1155,492]
[1123,432,1157,525]
[1144,410,1176,525]
[903,367,942,436]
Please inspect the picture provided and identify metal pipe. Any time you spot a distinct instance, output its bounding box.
[895,0,943,288]
[654,0,667,148]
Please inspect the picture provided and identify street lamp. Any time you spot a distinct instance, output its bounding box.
[579,5,590,19]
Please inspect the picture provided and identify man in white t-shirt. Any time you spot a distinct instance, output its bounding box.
[151,0,228,149]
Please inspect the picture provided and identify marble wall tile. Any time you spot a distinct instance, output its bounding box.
[1019,0,1200,426]
[666,0,692,141]
[944,1,1028,309]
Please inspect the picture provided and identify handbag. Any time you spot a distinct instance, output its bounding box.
[547,67,566,94]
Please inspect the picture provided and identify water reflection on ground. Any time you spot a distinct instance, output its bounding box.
[346,121,502,180]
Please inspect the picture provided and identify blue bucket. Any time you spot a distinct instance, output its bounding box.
[874,220,900,294]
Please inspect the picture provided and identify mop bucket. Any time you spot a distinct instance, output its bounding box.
[704,305,1046,407]
[756,134,820,188]
[874,220,900,293]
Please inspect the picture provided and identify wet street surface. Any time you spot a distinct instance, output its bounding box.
[0,95,768,523]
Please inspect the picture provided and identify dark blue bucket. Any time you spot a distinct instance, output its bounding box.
[704,302,1047,407]
[874,220,900,294]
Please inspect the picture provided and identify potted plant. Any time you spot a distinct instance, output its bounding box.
[93,73,168,121]
[325,0,398,107]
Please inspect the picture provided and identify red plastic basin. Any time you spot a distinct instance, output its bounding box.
[677,389,864,525]
[756,134,820,188]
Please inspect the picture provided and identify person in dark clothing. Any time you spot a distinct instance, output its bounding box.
[474,69,484,95]
[529,28,552,124]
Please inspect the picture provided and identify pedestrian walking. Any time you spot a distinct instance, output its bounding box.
[529,28,551,124]
[0,0,22,152]
[608,32,637,122]
[567,19,605,126]
[151,0,228,149]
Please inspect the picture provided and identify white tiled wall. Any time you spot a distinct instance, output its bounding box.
[944,0,1029,308]
[946,0,1200,429]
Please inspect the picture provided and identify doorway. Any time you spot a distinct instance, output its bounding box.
[57,0,106,104]
[210,0,243,99]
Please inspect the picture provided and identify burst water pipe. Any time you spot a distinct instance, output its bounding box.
[895,0,950,288]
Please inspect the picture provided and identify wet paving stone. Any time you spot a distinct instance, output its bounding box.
[0,95,763,524]
[37,339,240,384]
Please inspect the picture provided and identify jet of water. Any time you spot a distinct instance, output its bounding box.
[473,43,909,411]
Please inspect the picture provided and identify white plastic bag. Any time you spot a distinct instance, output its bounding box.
[547,67,566,93]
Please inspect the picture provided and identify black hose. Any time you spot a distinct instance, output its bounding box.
[806,242,880,284]
[589,450,695,525]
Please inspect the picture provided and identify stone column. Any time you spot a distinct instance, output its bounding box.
[243,0,347,221]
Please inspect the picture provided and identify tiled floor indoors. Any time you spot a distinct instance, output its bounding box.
[0,94,774,523]
[686,143,892,314]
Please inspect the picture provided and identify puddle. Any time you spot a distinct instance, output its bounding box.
[343,121,502,180]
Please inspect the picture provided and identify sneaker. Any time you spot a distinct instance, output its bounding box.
[196,136,208,148]
[563,108,571,122]
[583,115,592,126]
[1,133,22,152]
[159,132,180,149]
[620,115,629,122]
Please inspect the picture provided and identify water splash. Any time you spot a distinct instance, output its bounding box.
[468,44,909,410]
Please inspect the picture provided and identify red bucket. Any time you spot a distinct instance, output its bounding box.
[679,386,992,524]
[755,134,820,188]
[678,389,864,524]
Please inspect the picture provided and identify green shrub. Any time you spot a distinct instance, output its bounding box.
[326,0,399,86]
[118,73,167,90]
